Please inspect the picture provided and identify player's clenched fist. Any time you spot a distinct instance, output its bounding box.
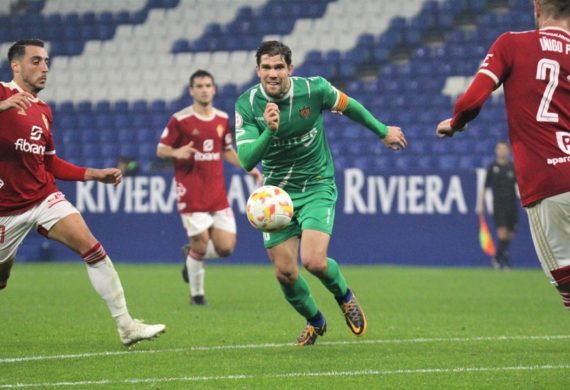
[383,126,407,151]
[85,167,123,185]
[436,118,466,138]
[264,103,280,131]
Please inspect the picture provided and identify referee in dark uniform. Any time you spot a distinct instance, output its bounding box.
[477,141,519,270]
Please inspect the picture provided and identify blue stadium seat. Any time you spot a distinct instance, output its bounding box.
[101,144,120,159]
[100,129,118,143]
[81,129,100,144]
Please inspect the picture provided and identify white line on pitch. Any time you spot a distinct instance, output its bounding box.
[0,364,568,388]
[1,334,569,364]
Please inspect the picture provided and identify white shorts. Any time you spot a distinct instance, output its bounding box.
[526,191,570,285]
[0,192,79,263]
[181,207,236,238]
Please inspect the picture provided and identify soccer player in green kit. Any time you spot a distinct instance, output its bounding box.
[235,41,407,346]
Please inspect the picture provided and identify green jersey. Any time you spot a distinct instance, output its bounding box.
[235,76,345,192]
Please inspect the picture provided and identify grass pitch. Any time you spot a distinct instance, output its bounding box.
[1,263,569,389]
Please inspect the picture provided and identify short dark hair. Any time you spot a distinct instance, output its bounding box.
[539,0,570,17]
[8,39,45,62]
[189,69,215,87]
[255,41,292,66]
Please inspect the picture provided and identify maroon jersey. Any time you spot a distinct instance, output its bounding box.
[159,106,232,213]
[479,28,570,206]
[0,81,58,215]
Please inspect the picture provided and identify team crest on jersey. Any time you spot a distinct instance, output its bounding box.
[42,114,49,130]
[192,128,200,136]
[17,108,27,116]
[299,106,311,118]
[216,124,224,138]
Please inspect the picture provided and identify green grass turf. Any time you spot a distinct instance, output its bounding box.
[1,263,570,389]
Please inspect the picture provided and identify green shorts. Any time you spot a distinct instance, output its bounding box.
[262,182,337,248]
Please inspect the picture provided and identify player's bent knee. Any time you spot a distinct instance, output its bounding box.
[216,247,234,258]
[81,242,107,265]
[302,257,328,275]
[275,270,298,284]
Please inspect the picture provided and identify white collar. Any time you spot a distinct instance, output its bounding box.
[8,80,41,103]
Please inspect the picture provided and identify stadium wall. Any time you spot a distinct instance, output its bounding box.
[51,168,538,268]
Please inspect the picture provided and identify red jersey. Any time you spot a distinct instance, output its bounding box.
[158,106,232,213]
[478,28,570,206]
[0,81,58,215]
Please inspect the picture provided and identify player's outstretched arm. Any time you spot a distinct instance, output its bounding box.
[342,97,407,150]
[84,167,122,185]
[46,155,121,184]
[436,73,495,138]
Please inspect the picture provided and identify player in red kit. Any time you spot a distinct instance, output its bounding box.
[157,70,261,305]
[0,39,165,346]
[437,0,570,309]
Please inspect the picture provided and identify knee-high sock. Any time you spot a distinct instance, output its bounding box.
[187,249,205,296]
[314,258,349,299]
[279,275,319,320]
[86,256,133,329]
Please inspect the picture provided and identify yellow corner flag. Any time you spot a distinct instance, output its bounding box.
[479,215,496,257]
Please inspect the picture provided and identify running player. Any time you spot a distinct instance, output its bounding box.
[0,39,165,346]
[235,41,407,345]
[477,141,519,270]
[437,0,570,309]
[157,70,261,305]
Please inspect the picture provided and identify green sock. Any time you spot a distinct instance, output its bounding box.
[279,275,319,319]
[315,258,349,299]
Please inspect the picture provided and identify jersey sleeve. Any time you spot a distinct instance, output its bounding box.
[235,92,274,171]
[312,76,349,112]
[222,117,233,150]
[235,94,261,148]
[158,116,181,148]
[44,105,56,155]
[478,32,513,86]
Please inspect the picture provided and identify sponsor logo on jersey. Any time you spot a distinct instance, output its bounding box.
[203,139,214,152]
[30,125,43,141]
[299,106,311,118]
[194,152,220,161]
[176,181,187,200]
[546,132,570,165]
[14,138,45,155]
[271,128,318,148]
[556,131,570,155]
